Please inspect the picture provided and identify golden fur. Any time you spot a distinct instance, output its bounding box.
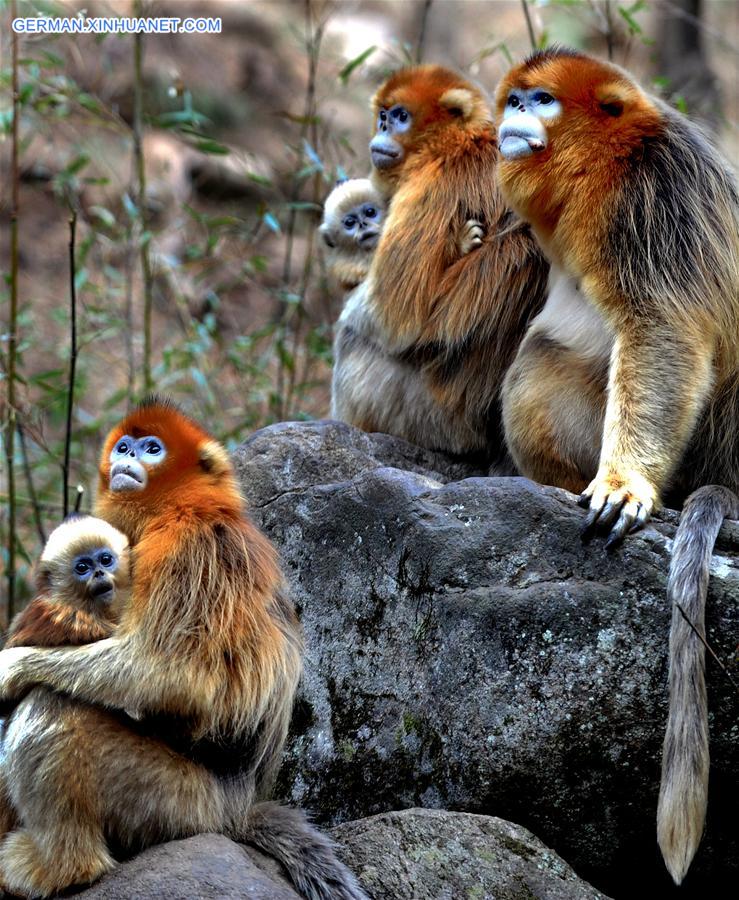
[495,48,739,882]
[0,399,364,900]
[331,65,548,461]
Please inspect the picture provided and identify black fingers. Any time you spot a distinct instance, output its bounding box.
[581,497,647,550]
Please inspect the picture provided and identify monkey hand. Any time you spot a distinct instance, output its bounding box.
[0,646,38,704]
[578,469,657,549]
[459,219,484,256]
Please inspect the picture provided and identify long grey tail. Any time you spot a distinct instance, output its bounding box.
[657,485,739,884]
[239,801,368,900]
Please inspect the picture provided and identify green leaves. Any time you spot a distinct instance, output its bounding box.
[339,46,377,85]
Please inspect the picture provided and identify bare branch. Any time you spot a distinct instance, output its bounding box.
[62,211,79,518]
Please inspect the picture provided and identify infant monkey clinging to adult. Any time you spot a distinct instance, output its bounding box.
[319,176,484,297]
[4,515,130,650]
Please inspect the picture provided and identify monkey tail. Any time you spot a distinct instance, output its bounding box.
[657,484,739,884]
[238,801,368,900]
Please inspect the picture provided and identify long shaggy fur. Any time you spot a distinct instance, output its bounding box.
[0,398,364,900]
[332,64,548,461]
[237,802,367,900]
[497,47,739,502]
[495,49,739,883]
[657,485,739,884]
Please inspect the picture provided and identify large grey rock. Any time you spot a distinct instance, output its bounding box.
[82,834,299,899]
[332,808,610,900]
[76,811,608,900]
[234,421,739,899]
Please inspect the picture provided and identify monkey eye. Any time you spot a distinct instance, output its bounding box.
[363,206,377,218]
[343,215,357,229]
[507,95,521,109]
[74,561,90,575]
[116,441,129,454]
[390,106,408,122]
[534,91,555,105]
[99,553,114,567]
[145,440,161,455]
[379,110,387,122]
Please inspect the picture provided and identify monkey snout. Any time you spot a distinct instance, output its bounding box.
[370,135,401,170]
[110,460,146,493]
[498,114,548,160]
[90,577,114,600]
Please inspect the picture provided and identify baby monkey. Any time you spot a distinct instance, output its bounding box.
[5,516,130,649]
[319,178,387,296]
[320,177,483,297]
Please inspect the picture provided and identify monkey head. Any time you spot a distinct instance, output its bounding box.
[97,396,236,543]
[494,48,661,247]
[370,65,492,191]
[319,178,385,253]
[38,515,130,605]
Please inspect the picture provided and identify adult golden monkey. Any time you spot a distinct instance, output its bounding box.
[0,398,365,900]
[494,48,739,884]
[331,64,548,461]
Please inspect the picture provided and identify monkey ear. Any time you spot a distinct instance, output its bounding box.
[199,440,231,477]
[319,226,336,249]
[439,88,490,124]
[596,84,627,118]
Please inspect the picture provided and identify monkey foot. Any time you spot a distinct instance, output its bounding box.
[0,829,114,899]
[578,470,657,549]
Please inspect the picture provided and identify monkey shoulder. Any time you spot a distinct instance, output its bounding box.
[604,113,739,307]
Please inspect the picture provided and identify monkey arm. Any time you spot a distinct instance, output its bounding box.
[423,219,547,345]
[0,639,215,718]
[581,321,716,545]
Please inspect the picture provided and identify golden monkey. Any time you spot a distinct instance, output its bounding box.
[319,178,387,296]
[494,48,739,883]
[320,176,484,297]
[4,516,130,649]
[0,398,365,900]
[331,65,548,462]
[0,517,131,839]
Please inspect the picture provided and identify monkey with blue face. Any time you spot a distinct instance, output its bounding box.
[319,178,387,297]
[0,517,132,837]
[4,516,131,650]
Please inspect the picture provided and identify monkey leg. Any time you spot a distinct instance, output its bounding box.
[0,828,114,899]
[502,330,607,493]
[1,691,224,898]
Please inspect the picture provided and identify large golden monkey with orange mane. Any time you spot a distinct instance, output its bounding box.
[331,65,548,462]
[0,398,365,900]
[494,48,739,884]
